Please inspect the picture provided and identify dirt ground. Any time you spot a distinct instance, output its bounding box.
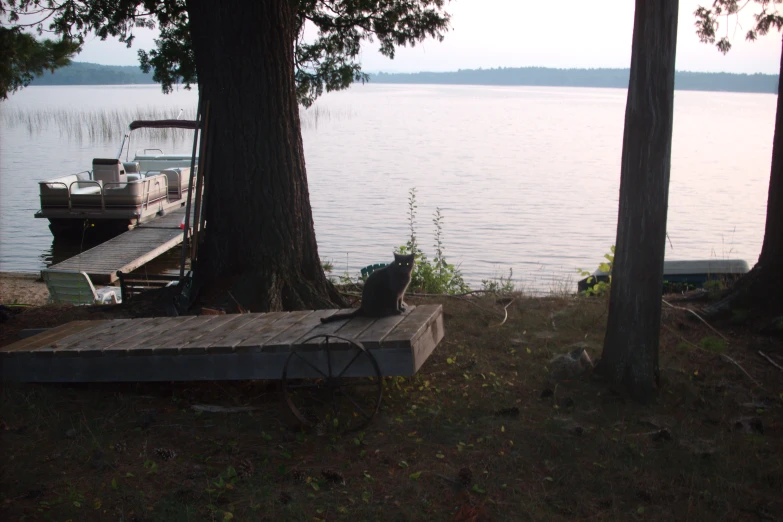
[1,291,782,522]
[0,272,49,306]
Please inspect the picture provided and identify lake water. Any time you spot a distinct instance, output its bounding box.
[0,84,773,292]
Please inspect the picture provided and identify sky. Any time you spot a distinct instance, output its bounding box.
[72,0,782,75]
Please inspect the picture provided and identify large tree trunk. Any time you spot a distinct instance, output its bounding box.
[705,35,783,321]
[597,0,679,403]
[185,0,345,312]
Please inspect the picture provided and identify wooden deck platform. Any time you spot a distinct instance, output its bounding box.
[0,305,444,383]
[46,207,190,285]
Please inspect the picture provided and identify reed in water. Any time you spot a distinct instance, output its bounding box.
[0,104,353,144]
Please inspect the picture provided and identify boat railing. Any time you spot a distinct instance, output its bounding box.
[62,175,170,213]
[141,175,169,212]
[68,180,104,211]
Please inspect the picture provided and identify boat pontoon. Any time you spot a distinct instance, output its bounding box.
[34,119,199,238]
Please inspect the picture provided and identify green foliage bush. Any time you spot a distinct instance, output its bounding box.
[577,245,615,297]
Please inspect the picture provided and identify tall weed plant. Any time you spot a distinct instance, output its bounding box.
[397,188,470,295]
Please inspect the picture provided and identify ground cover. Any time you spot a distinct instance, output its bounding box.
[1,293,781,521]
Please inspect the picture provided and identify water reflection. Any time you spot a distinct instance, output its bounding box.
[41,235,106,267]
[2,84,772,292]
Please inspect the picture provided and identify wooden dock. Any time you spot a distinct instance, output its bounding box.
[46,207,190,285]
[0,305,444,383]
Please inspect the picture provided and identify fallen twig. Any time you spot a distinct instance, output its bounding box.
[490,298,516,328]
[662,299,729,343]
[662,325,762,388]
[408,290,513,298]
[452,295,505,318]
[153,424,216,429]
[435,473,461,485]
[758,351,783,373]
[339,289,512,299]
[662,325,701,351]
[720,354,762,388]
[227,292,247,314]
[191,405,260,413]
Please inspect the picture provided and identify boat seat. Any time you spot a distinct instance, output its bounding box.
[102,173,168,207]
[92,158,128,186]
[42,270,121,305]
[70,184,101,195]
[162,167,191,199]
[123,161,140,174]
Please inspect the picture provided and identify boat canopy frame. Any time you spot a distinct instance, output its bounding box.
[118,120,201,161]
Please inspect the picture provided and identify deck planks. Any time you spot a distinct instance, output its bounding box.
[0,304,444,382]
[46,206,191,284]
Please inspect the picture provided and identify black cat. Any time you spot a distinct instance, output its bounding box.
[321,252,415,323]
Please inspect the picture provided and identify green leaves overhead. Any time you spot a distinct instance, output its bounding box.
[695,0,783,54]
[2,0,451,104]
[296,0,451,106]
[0,27,81,98]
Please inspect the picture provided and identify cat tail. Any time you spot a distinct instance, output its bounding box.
[320,309,362,323]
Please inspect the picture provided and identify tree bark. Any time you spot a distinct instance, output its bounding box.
[759,38,783,273]
[598,0,679,403]
[705,35,783,321]
[185,0,345,311]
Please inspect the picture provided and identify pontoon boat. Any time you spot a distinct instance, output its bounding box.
[34,119,199,238]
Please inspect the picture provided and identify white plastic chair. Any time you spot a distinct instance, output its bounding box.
[42,270,121,305]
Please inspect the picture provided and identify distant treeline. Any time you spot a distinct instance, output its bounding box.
[368,67,777,94]
[30,62,156,86]
[29,62,778,94]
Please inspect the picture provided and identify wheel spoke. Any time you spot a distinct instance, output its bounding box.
[341,390,372,420]
[336,349,364,378]
[307,394,332,407]
[293,351,328,378]
[326,337,333,378]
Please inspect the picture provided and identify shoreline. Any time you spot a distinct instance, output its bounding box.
[0,272,49,306]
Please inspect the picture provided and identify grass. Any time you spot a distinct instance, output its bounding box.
[1,295,781,521]
[1,107,198,143]
[0,104,351,145]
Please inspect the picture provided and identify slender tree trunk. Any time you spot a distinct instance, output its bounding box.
[706,35,783,320]
[759,38,783,272]
[598,0,679,403]
[185,0,345,311]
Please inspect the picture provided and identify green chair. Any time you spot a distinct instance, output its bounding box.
[360,263,388,279]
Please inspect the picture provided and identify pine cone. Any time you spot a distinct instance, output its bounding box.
[41,452,61,463]
[321,468,344,485]
[154,448,177,461]
[290,469,306,484]
[494,407,520,417]
[457,467,472,487]
[238,458,255,479]
[314,419,328,436]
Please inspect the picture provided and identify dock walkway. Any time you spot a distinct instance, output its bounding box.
[46,207,190,285]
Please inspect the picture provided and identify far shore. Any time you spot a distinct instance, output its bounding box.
[0,272,49,306]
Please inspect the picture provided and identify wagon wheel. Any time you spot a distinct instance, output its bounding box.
[282,334,383,433]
